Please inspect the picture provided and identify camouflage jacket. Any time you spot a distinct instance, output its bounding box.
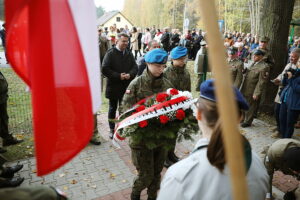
[227,58,244,88]
[120,70,174,147]
[0,71,8,104]
[164,64,191,92]
[240,60,270,99]
[121,70,174,112]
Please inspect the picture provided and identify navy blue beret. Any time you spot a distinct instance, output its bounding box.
[170,46,188,59]
[199,79,249,110]
[145,49,168,64]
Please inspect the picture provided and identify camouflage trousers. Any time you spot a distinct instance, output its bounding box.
[131,145,168,198]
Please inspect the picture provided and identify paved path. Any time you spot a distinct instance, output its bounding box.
[7,113,300,200]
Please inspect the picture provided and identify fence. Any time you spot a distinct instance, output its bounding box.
[1,67,33,135]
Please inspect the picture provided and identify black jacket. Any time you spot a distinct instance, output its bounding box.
[161,32,170,50]
[102,47,138,99]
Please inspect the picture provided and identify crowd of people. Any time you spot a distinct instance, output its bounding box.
[0,19,300,199]
[98,24,300,200]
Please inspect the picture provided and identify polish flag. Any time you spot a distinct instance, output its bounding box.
[6,0,101,176]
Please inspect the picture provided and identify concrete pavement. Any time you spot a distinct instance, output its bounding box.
[6,113,300,200]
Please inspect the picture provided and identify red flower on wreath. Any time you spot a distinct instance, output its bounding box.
[176,109,186,120]
[136,105,146,112]
[137,99,146,105]
[170,88,179,95]
[159,115,170,124]
[156,93,169,102]
[139,120,148,128]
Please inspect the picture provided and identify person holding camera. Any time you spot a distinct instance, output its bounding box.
[272,48,300,137]
[279,59,300,138]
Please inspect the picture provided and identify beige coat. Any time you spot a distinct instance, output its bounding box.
[130,32,139,51]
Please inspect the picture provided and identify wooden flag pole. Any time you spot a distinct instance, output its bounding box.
[198,0,249,200]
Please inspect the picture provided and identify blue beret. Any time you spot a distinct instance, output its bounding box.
[145,49,168,64]
[170,46,188,59]
[199,79,249,110]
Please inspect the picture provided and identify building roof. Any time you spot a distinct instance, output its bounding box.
[97,11,119,26]
[96,11,133,27]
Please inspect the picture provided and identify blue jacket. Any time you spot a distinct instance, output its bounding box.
[281,70,300,110]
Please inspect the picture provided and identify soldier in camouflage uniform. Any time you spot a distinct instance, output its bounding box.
[227,47,244,88]
[120,49,174,200]
[163,46,191,166]
[0,70,23,151]
[240,49,270,127]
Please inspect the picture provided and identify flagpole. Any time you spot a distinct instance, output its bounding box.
[198,0,249,200]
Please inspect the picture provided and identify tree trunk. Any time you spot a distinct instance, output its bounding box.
[259,0,295,113]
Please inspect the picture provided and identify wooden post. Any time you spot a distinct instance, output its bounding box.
[198,0,249,200]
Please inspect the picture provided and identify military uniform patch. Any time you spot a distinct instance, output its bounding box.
[126,89,131,94]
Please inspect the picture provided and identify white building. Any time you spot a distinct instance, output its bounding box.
[97,11,134,30]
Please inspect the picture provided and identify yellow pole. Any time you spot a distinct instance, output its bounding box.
[198,0,249,200]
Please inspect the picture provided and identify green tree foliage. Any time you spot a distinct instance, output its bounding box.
[96,5,105,18]
[0,0,4,20]
[122,0,299,34]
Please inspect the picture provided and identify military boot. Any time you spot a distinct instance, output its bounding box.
[3,137,23,146]
[131,193,140,200]
[0,147,6,153]
[0,177,24,188]
[90,132,101,145]
[0,164,23,178]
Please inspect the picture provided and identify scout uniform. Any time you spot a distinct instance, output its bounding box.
[121,49,174,200]
[164,46,191,166]
[227,48,244,88]
[158,80,269,200]
[240,50,270,126]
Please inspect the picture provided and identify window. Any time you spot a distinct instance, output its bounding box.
[116,17,121,22]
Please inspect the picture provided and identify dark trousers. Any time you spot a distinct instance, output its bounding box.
[274,103,281,132]
[0,102,10,140]
[108,98,123,130]
[279,102,300,138]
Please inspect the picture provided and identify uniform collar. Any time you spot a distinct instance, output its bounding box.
[193,137,210,152]
[170,64,186,73]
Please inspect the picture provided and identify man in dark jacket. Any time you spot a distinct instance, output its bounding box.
[160,28,170,53]
[102,33,138,138]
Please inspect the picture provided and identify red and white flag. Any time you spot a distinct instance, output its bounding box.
[6,0,101,176]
